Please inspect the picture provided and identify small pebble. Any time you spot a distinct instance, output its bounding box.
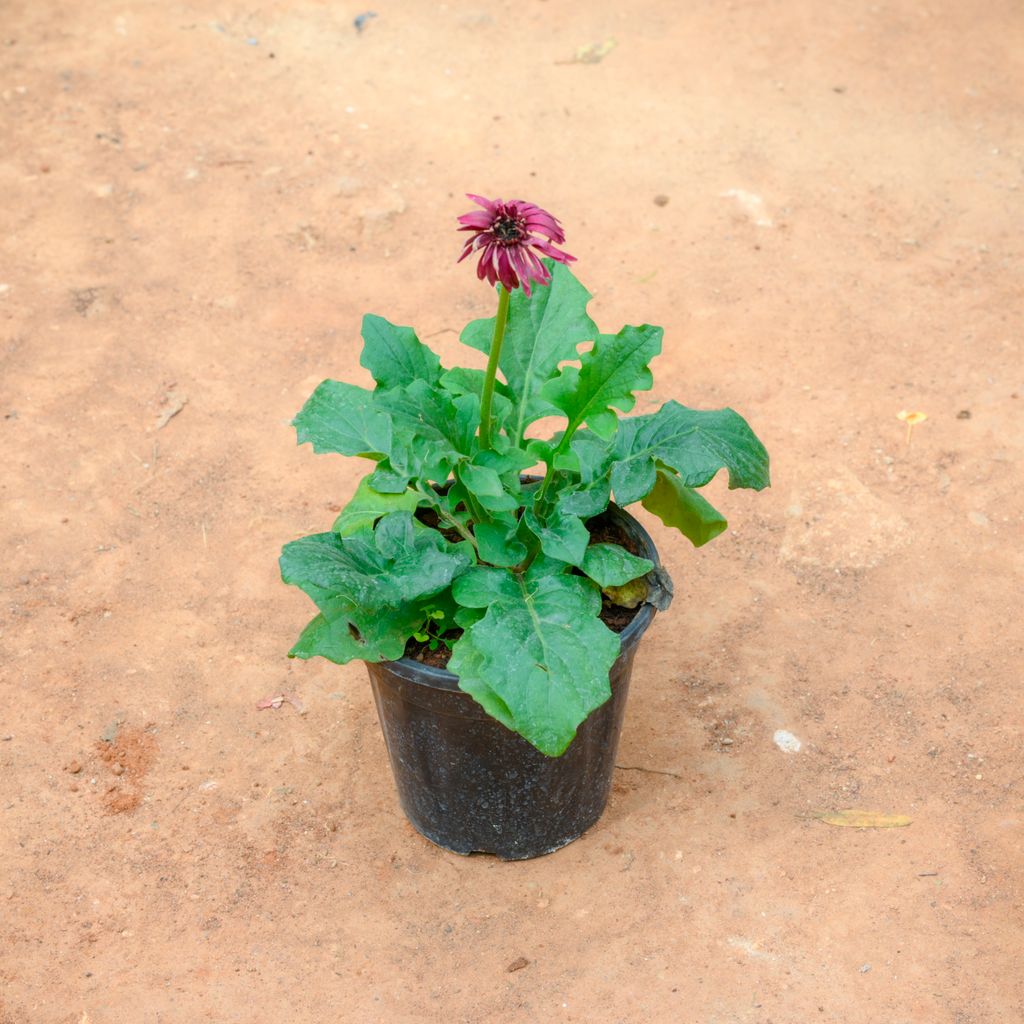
[67,760,82,774]
[111,763,124,776]
[653,194,670,207]
[773,730,802,754]
[507,956,530,973]
[859,963,871,974]
[721,737,734,746]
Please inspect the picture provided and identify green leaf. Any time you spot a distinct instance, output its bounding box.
[440,367,513,431]
[451,565,514,606]
[293,380,392,459]
[375,381,478,462]
[333,477,420,536]
[541,324,663,439]
[581,543,653,588]
[611,400,770,505]
[368,382,479,489]
[367,462,412,493]
[641,469,728,547]
[461,262,598,445]
[293,371,478,492]
[475,519,528,567]
[289,595,424,664]
[571,431,616,483]
[360,314,442,390]
[522,503,590,566]
[559,477,612,519]
[290,612,367,663]
[457,462,519,513]
[280,512,473,663]
[453,605,486,630]
[449,569,621,756]
[280,523,455,607]
[472,445,535,479]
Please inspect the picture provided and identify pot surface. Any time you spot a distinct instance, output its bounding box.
[366,506,662,860]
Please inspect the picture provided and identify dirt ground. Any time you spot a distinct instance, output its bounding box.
[2,1,1022,1021]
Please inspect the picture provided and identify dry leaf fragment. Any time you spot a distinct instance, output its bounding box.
[256,693,306,715]
[557,39,617,64]
[815,809,912,828]
[155,388,187,430]
[896,410,927,426]
[896,409,927,445]
[602,577,648,609]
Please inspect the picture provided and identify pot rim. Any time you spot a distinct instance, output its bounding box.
[382,503,662,693]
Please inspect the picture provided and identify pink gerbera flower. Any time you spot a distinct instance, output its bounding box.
[457,194,575,296]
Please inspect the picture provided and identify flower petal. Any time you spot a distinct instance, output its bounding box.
[458,211,494,230]
[465,193,499,212]
[524,210,564,241]
[508,246,535,295]
[495,247,519,292]
[531,238,575,265]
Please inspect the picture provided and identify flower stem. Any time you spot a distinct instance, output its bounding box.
[478,285,510,451]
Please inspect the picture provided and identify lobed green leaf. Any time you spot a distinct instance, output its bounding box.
[611,400,770,504]
[360,314,442,390]
[293,380,392,460]
[280,512,473,664]
[449,569,621,756]
[541,324,663,439]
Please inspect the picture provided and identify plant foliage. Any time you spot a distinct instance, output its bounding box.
[281,261,769,755]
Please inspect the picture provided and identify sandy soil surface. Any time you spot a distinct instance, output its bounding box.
[2,1,1023,1021]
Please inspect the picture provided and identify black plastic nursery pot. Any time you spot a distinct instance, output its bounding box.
[364,506,662,861]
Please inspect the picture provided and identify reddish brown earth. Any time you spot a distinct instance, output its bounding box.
[2,2,1022,1021]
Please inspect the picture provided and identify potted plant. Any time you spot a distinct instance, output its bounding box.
[280,194,770,859]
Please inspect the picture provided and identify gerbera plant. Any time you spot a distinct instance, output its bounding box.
[280,194,770,756]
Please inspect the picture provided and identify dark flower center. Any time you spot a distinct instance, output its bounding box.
[492,216,525,243]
